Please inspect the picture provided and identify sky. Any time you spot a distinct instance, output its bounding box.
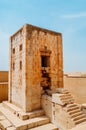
[0,0,86,72]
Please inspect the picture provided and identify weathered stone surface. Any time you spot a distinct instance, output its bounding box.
[1,23,86,130]
[3,101,21,115]
[0,116,5,121]
[27,116,50,129]
[41,93,86,130]
[0,119,12,130]
[42,95,52,120]
[9,24,63,112]
[7,127,16,130]
[0,104,50,130]
[81,104,86,115]
[70,123,86,130]
[64,73,86,104]
[18,109,44,120]
[29,123,58,130]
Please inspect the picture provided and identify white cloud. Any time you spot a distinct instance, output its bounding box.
[61,12,86,19]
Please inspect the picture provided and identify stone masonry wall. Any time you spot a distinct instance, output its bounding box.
[64,74,86,104]
[0,71,8,82]
[9,24,63,112]
[9,26,26,110]
[25,24,63,111]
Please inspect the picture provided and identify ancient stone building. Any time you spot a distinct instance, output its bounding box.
[0,24,86,130]
[9,24,63,112]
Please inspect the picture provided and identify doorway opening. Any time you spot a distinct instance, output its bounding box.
[41,56,50,67]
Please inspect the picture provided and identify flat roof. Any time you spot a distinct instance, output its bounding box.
[11,23,62,38]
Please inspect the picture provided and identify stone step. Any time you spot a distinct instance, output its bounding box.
[61,93,72,96]
[27,116,50,129]
[7,127,16,130]
[74,117,86,125]
[3,101,45,120]
[18,109,45,120]
[68,109,81,115]
[0,109,15,130]
[72,114,86,121]
[60,95,73,100]
[67,106,79,112]
[62,98,74,104]
[59,93,72,98]
[58,89,70,94]
[62,89,70,92]
[29,123,58,130]
[61,98,74,102]
[71,111,84,118]
[62,91,70,94]
[2,101,21,114]
[67,104,77,108]
[0,105,50,130]
[0,119,13,130]
[59,94,74,104]
[0,116,50,130]
[0,115,6,121]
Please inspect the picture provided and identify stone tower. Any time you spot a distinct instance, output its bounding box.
[9,24,63,112]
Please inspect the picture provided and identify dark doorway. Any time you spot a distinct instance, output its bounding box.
[41,56,50,67]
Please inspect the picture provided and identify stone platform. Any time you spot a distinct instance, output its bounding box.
[0,102,58,130]
[2,101,45,120]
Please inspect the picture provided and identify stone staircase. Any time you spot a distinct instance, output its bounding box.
[66,103,86,125]
[0,103,58,130]
[59,89,74,105]
[52,89,74,106]
[0,89,86,130]
[57,89,86,126]
[52,89,86,127]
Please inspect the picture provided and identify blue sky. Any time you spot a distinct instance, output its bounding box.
[0,0,86,72]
